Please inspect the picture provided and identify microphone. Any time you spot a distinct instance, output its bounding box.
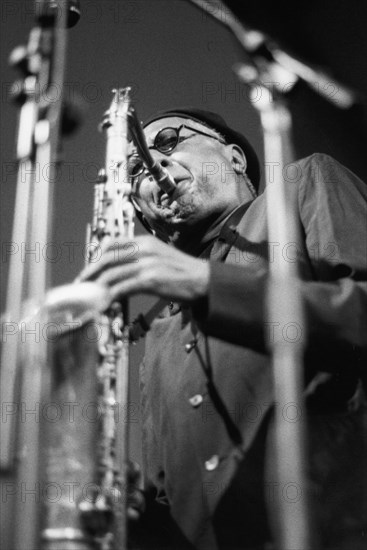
[65,0,81,27]
[127,106,176,194]
[39,0,81,28]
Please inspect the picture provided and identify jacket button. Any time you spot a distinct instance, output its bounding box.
[205,455,219,471]
[188,394,203,407]
[185,339,197,353]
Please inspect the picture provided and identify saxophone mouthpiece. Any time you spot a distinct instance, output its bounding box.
[127,106,176,193]
[149,162,177,194]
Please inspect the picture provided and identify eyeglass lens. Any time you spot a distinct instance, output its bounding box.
[127,127,180,178]
[154,127,179,153]
[127,155,144,178]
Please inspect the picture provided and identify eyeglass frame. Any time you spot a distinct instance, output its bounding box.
[127,124,227,180]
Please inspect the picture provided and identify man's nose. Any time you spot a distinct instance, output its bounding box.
[150,149,173,168]
[148,151,177,194]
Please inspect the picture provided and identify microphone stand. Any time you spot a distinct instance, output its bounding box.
[0,2,77,548]
[250,81,314,549]
[234,58,314,547]
[185,1,359,547]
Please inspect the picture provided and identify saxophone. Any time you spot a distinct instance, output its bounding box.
[40,87,134,550]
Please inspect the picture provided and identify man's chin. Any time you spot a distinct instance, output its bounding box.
[151,210,197,239]
[154,202,195,224]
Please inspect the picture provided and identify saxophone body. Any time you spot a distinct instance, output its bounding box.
[41,88,134,550]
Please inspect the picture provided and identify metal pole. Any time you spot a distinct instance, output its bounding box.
[254,86,313,549]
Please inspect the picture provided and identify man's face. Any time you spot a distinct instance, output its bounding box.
[130,116,244,239]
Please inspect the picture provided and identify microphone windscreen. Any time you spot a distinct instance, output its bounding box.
[39,0,81,28]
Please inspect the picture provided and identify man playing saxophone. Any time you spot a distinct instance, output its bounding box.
[80,108,367,550]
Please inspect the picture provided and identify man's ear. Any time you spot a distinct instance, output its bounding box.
[229,145,247,175]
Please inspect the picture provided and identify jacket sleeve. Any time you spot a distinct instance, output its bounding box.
[192,154,367,360]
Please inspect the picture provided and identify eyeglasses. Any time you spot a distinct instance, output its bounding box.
[127,124,226,179]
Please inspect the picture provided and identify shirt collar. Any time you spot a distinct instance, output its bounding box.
[198,199,254,259]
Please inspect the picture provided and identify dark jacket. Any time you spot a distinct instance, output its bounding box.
[139,154,367,549]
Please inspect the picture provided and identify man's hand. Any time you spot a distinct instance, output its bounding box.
[79,235,210,303]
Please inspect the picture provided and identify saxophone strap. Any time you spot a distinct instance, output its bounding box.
[129,298,168,342]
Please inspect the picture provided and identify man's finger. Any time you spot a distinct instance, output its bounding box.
[102,239,141,260]
[109,277,153,300]
[98,261,147,287]
[79,244,141,282]
[78,251,114,281]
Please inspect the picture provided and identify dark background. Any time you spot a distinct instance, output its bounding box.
[1,0,366,464]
